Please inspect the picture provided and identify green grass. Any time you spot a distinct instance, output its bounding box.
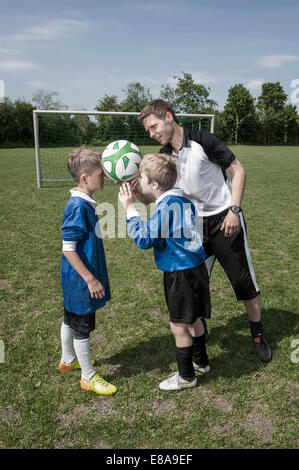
[0,146,298,449]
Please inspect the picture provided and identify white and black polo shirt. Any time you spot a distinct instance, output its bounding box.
[160,128,236,217]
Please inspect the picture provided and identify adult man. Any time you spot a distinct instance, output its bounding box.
[135,99,271,363]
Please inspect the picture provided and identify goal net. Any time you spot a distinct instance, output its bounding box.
[33,110,215,187]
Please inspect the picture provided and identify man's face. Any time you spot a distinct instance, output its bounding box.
[143,112,174,146]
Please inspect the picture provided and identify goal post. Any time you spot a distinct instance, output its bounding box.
[33,110,215,188]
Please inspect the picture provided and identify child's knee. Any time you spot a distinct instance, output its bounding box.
[170,322,188,337]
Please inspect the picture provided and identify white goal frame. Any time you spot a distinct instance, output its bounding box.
[33,110,215,188]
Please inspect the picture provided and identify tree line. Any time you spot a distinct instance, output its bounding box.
[0,72,298,148]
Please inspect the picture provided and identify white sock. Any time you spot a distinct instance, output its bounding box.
[60,322,76,365]
[73,337,96,382]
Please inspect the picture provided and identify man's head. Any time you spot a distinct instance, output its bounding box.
[67,146,104,193]
[139,153,177,196]
[138,99,179,147]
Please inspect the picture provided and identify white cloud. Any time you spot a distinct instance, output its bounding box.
[10,19,88,42]
[246,79,264,90]
[257,55,299,68]
[0,60,40,72]
[192,72,218,84]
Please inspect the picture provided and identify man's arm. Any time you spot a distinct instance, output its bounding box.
[220,158,246,237]
[62,250,105,299]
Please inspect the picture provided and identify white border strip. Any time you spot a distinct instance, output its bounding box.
[239,212,260,292]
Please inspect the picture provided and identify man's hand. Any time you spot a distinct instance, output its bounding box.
[87,278,105,299]
[118,182,136,211]
[220,211,241,237]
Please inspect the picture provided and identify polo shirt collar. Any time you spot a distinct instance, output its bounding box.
[70,188,97,208]
[156,188,184,205]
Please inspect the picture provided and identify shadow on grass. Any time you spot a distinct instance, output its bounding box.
[99,309,298,381]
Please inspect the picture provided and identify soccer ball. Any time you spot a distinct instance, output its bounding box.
[101,140,142,183]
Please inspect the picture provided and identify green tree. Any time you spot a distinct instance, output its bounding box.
[222,84,258,144]
[0,98,17,146]
[257,82,287,144]
[31,89,67,110]
[171,72,217,114]
[13,99,35,146]
[96,94,125,143]
[159,84,176,107]
[0,98,35,147]
[282,104,298,143]
[120,82,153,112]
[96,94,120,111]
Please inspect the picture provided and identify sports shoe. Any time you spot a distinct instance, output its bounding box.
[58,357,95,373]
[159,372,197,391]
[254,336,272,363]
[80,373,117,395]
[192,362,211,373]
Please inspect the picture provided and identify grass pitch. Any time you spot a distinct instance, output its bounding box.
[0,146,298,449]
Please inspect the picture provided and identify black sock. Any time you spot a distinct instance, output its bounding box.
[175,345,195,381]
[250,321,264,340]
[192,334,209,366]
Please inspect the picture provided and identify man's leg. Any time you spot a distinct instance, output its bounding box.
[208,210,272,362]
[244,294,261,322]
[244,294,272,362]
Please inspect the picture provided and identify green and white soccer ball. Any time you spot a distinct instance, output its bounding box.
[102,140,142,183]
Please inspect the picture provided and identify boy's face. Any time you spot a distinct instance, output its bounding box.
[85,165,105,194]
[138,172,157,202]
[143,112,174,146]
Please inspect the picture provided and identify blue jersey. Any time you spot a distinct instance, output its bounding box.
[60,193,111,314]
[126,189,206,272]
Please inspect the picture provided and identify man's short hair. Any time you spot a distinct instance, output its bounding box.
[138,99,179,124]
[67,146,102,182]
[139,153,177,191]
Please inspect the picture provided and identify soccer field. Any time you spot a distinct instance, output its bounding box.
[0,146,298,449]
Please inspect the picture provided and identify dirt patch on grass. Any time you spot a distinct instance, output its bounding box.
[58,399,117,428]
[241,406,274,443]
[149,308,164,318]
[196,387,233,413]
[152,400,176,415]
[0,279,10,290]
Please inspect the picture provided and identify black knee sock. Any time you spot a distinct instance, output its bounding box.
[175,345,195,381]
[192,334,209,366]
[250,321,264,341]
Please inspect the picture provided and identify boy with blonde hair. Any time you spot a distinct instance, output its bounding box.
[119,153,211,391]
[59,146,117,395]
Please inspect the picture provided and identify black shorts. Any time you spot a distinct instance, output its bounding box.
[203,208,260,301]
[64,308,95,338]
[163,264,211,324]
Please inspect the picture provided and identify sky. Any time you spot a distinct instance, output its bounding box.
[0,0,298,111]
